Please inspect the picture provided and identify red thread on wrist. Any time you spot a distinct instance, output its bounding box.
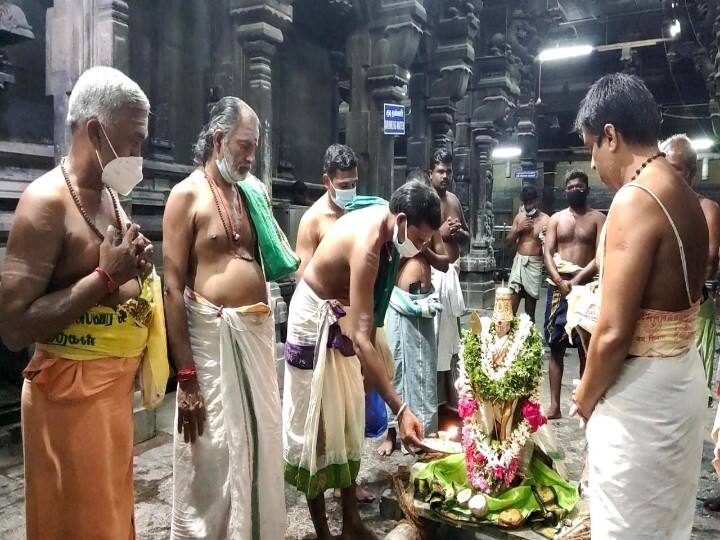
[177,368,198,382]
[94,267,116,293]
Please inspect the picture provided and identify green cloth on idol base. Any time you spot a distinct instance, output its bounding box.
[697,297,717,391]
[414,453,579,526]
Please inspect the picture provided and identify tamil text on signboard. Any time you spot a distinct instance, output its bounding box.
[384,103,405,135]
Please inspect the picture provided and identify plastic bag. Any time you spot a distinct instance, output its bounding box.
[365,388,388,438]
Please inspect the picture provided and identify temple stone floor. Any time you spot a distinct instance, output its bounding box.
[1,300,720,538]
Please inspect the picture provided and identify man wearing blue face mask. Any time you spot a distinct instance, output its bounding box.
[293,144,380,504]
[295,144,359,279]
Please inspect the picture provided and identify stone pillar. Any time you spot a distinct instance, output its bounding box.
[542,161,556,214]
[346,0,425,199]
[453,94,472,221]
[46,0,130,159]
[233,0,293,197]
[460,124,497,308]
[406,63,430,171]
[0,1,34,90]
[516,100,537,187]
[459,53,519,309]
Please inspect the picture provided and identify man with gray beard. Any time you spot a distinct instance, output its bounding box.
[164,97,287,539]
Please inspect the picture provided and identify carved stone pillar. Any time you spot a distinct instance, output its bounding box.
[459,53,518,309]
[346,0,425,199]
[46,0,130,159]
[453,93,472,220]
[233,0,293,196]
[406,61,430,171]
[0,1,34,90]
[516,100,537,187]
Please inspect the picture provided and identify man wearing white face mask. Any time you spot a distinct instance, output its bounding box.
[0,66,165,540]
[378,187,449,456]
[283,180,439,539]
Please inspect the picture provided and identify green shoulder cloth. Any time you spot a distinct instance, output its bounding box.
[346,196,400,328]
[236,177,299,282]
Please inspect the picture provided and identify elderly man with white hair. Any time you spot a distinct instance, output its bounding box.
[661,134,720,394]
[0,66,166,540]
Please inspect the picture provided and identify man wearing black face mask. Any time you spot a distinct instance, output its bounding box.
[543,170,605,419]
[506,185,549,321]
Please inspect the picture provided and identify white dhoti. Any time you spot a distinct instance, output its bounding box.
[282,279,365,499]
[585,349,706,540]
[508,253,544,299]
[431,265,465,372]
[171,289,285,540]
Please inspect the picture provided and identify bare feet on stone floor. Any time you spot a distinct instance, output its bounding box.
[546,407,562,420]
[377,428,397,456]
[333,484,375,503]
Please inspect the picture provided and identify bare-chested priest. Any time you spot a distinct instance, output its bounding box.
[164,97,285,538]
[506,184,549,322]
[378,189,449,456]
[295,143,359,278]
[0,66,161,540]
[283,180,438,539]
[543,169,605,419]
[426,149,470,412]
[294,143,376,503]
[661,134,720,394]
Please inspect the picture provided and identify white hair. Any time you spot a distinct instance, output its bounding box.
[660,133,697,177]
[66,66,150,131]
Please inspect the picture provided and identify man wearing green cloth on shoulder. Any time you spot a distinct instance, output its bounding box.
[282,181,439,539]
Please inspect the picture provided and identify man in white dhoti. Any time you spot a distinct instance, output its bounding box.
[426,149,469,411]
[284,181,437,539]
[506,185,549,321]
[572,73,708,539]
[163,97,289,539]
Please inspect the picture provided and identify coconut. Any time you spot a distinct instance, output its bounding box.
[468,494,488,518]
[456,488,473,508]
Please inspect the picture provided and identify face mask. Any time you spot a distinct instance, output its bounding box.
[524,206,538,217]
[331,185,356,209]
[95,124,143,196]
[216,142,242,184]
[393,220,421,258]
[566,189,588,208]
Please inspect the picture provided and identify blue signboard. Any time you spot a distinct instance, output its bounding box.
[384,103,405,135]
[515,170,538,180]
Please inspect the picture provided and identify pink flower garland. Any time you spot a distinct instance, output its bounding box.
[520,399,547,432]
[458,396,478,419]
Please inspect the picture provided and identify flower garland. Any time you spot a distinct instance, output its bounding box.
[457,313,547,494]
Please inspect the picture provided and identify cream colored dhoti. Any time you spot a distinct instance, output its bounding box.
[282,279,365,499]
[586,349,706,539]
[171,289,285,540]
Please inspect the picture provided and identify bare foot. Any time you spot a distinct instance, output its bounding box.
[333,485,375,503]
[547,408,562,420]
[340,522,380,540]
[376,438,396,456]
